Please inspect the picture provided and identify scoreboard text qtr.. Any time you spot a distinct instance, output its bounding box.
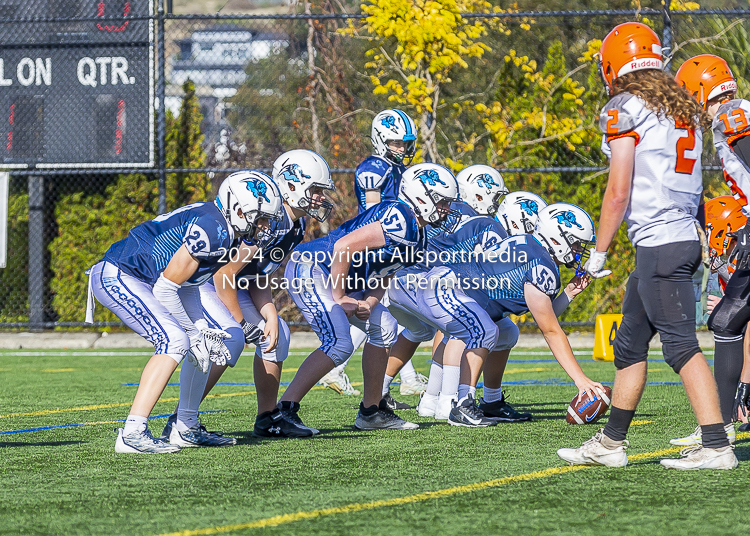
[0,0,154,168]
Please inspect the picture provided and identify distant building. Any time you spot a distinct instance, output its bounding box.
[170,25,289,92]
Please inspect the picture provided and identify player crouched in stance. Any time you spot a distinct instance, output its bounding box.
[162,150,334,443]
[558,23,737,470]
[390,203,603,426]
[282,163,459,432]
[671,56,746,446]
[320,109,423,399]
[86,172,284,453]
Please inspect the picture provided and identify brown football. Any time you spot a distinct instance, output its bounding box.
[566,386,612,424]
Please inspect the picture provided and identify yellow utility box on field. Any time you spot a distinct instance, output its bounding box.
[593,314,623,361]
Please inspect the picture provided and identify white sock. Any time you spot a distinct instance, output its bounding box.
[457,384,476,404]
[382,374,395,396]
[123,414,148,435]
[483,386,503,403]
[400,359,417,382]
[176,360,210,431]
[426,361,443,396]
[441,365,460,398]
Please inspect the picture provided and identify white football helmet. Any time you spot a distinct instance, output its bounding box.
[215,171,283,241]
[272,149,335,222]
[399,163,459,226]
[371,109,417,164]
[456,165,509,216]
[496,191,548,235]
[533,203,596,272]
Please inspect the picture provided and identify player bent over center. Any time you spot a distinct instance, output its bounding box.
[281,163,459,432]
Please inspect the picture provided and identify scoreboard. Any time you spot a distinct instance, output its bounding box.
[0,0,154,168]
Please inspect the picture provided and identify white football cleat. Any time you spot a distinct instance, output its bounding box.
[318,369,361,396]
[557,429,628,467]
[417,392,439,417]
[115,427,181,454]
[669,423,735,446]
[434,393,457,420]
[400,372,428,396]
[660,445,738,470]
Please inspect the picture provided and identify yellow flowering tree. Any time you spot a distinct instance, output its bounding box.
[344,0,517,162]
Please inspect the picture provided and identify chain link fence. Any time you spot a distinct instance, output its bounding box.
[0,2,747,329]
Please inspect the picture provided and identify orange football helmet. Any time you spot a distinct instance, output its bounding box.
[705,195,747,259]
[599,22,663,95]
[675,55,736,109]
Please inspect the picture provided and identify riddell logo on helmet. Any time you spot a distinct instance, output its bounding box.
[630,58,661,70]
[720,82,738,93]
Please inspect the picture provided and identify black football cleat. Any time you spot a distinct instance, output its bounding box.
[253,408,314,438]
[448,395,496,427]
[478,394,532,422]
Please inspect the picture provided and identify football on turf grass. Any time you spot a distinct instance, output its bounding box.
[566,386,612,424]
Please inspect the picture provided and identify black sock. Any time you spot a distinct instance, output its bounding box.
[702,422,730,448]
[713,337,744,424]
[360,402,378,416]
[603,406,636,441]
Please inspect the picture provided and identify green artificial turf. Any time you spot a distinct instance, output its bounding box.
[1,347,748,536]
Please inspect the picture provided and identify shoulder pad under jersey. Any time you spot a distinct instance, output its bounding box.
[599,93,644,136]
[712,99,750,145]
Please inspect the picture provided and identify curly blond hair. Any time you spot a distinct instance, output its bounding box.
[611,70,710,130]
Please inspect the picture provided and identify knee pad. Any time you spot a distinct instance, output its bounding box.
[400,325,436,344]
[468,321,498,351]
[223,326,246,367]
[324,337,356,367]
[662,339,702,374]
[258,318,291,363]
[492,319,519,352]
[708,296,749,337]
[364,306,399,348]
[164,331,190,364]
[612,335,648,370]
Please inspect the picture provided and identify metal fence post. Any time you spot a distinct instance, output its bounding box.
[28,175,44,331]
[662,2,673,71]
[157,0,167,214]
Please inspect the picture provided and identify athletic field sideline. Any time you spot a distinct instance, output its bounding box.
[2,347,747,536]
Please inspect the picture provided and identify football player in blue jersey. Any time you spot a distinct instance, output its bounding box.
[382,165,511,415]
[160,150,335,443]
[86,171,284,453]
[281,163,459,432]
[321,109,422,399]
[389,203,604,426]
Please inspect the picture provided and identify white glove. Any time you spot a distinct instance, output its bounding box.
[187,320,212,374]
[202,325,232,367]
[584,248,612,279]
[187,319,232,372]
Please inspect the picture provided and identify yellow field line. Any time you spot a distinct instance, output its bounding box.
[154,432,750,536]
[503,367,553,374]
[41,368,76,373]
[630,420,655,426]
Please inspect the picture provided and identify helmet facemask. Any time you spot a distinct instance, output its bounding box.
[295,184,334,222]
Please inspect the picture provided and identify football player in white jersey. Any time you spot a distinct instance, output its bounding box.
[86,172,284,453]
[673,55,750,442]
[319,109,424,399]
[558,23,737,470]
[161,151,335,443]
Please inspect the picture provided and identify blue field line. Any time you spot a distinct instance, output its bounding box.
[121,381,291,387]
[0,411,220,436]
